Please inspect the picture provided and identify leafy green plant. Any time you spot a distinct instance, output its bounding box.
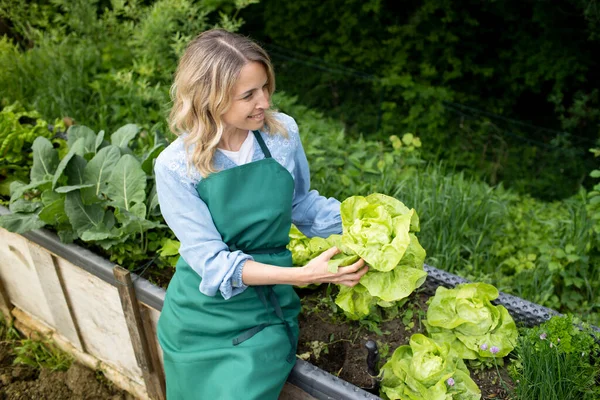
[379,333,481,400]
[424,283,518,362]
[334,194,427,319]
[0,317,72,372]
[509,315,600,400]
[0,102,65,197]
[13,335,73,372]
[288,193,427,320]
[486,192,599,324]
[0,123,176,270]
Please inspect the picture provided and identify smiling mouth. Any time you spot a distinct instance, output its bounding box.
[248,112,264,120]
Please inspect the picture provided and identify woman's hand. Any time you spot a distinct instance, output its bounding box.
[301,247,368,287]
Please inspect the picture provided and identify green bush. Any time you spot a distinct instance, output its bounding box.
[0,0,252,134]
[241,0,599,200]
[0,123,177,270]
[0,102,65,197]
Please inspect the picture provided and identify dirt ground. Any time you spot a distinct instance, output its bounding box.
[0,341,134,400]
[296,286,514,399]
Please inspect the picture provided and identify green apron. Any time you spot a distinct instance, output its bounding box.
[157,131,301,399]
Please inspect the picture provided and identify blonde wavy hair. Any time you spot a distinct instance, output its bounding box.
[169,29,286,177]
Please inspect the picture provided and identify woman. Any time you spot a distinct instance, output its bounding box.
[155,29,368,399]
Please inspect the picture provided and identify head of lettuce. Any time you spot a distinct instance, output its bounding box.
[424,283,518,360]
[380,333,481,400]
[335,194,428,319]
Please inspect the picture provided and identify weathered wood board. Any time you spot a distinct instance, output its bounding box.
[54,256,143,383]
[0,229,54,327]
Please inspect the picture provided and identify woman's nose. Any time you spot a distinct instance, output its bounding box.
[257,89,270,109]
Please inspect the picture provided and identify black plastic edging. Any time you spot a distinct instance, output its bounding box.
[288,359,381,400]
[423,264,561,327]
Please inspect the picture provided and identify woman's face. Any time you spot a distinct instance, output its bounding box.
[222,61,270,136]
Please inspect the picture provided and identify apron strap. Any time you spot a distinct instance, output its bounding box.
[266,286,297,363]
[232,285,297,364]
[252,130,272,158]
[232,323,269,346]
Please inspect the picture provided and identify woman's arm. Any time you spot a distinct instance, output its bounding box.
[242,247,368,287]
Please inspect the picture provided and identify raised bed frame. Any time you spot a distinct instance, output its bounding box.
[0,205,591,400]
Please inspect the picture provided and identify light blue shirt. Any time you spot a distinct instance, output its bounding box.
[154,113,342,299]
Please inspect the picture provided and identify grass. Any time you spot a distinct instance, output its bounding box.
[390,162,507,275]
[12,335,73,372]
[511,334,599,400]
[0,316,72,372]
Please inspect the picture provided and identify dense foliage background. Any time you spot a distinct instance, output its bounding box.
[240,0,600,200]
[0,0,599,328]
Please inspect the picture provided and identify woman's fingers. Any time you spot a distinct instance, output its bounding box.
[337,258,366,274]
[330,265,368,284]
[319,246,341,260]
[338,280,362,287]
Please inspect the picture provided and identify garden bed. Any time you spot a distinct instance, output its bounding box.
[1,205,596,400]
[296,287,514,399]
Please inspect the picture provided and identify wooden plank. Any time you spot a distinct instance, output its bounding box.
[279,383,317,400]
[0,231,54,326]
[0,273,13,323]
[55,256,141,379]
[114,266,166,400]
[140,304,166,398]
[28,241,84,350]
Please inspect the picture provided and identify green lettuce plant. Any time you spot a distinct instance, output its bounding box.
[288,193,427,319]
[288,225,359,271]
[334,194,427,319]
[379,333,481,400]
[424,283,518,361]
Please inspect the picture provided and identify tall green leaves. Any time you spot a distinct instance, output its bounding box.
[106,155,146,213]
[82,146,121,201]
[0,123,167,268]
[30,137,58,183]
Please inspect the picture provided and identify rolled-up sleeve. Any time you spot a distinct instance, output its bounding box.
[288,120,342,238]
[154,160,251,299]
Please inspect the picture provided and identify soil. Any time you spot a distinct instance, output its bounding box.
[0,340,133,400]
[296,286,514,399]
